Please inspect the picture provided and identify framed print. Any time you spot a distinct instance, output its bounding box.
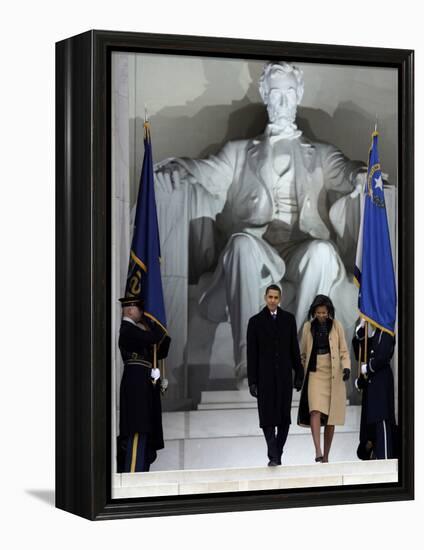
[56,30,414,520]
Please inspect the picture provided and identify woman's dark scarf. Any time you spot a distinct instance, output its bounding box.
[307,317,333,372]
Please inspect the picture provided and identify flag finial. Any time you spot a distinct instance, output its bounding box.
[143,106,151,139]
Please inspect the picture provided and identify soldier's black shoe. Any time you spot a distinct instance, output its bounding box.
[267,460,279,467]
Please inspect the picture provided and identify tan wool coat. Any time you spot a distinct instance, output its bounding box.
[300,319,351,425]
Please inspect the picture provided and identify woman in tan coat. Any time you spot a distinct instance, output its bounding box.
[298,295,351,463]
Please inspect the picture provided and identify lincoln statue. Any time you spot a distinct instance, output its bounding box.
[154,61,367,387]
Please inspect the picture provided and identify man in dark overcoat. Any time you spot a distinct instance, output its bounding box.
[247,284,304,466]
[352,321,396,459]
[117,297,171,473]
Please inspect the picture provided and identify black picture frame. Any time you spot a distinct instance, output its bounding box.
[55,29,414,521]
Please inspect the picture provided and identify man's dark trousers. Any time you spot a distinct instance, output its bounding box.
[262,419,290,463]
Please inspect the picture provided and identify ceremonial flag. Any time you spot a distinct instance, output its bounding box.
[354,131,397,335]
[123,122,167,334]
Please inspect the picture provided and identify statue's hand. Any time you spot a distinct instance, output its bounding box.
[350,171,367,198]
[350,170,390,199]
[154,161,187,194]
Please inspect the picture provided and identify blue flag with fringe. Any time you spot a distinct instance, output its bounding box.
[354,131,397,335]
[123,122,167,334]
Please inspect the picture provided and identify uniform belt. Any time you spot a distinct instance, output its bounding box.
[124,359,153,369]
[317,348,330,355]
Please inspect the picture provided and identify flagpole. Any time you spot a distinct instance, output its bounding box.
[152,344,157,386]
[364,321,368,379]
[124,114,169,391]
[357,343,362,382]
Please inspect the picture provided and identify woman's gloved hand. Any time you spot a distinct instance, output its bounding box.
[342,368,351,381]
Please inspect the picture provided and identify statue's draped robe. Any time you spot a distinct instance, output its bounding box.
[157,131,364,377]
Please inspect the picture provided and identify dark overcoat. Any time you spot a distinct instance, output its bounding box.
[353,328,396,425]
[119,319,171,459]
[247,307,302,428]
[367,330,396,424]
[352,331,372,447]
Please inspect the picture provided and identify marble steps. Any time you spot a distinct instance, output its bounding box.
[198,389,300,410]
[153,419,361,471]
[198,389,264,409]
[197,388,350,410]
[198,402,258,409]
[161,405,360,440]
[151,387,361,471]
[113,459,398,498]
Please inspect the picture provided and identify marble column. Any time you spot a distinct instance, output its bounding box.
[111,53,131,469]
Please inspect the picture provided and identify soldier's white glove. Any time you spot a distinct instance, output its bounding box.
[151,368,161,381]
[160,378,169,394]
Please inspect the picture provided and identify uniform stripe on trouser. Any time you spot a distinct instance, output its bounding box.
[124,433,149,472]
[130,433,139,472]
[375,420,392,459]
[383,420,388,459]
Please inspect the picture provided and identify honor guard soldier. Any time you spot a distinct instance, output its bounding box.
[352,319,396,460]
[117,296,171,473]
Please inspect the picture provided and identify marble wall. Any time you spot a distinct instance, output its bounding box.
[128,54,398,188]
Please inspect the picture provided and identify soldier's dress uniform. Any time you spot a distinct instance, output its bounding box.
[352,325,396,460]
[117,316,170,473]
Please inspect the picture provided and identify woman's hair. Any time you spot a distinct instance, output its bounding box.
[308,294,335,320]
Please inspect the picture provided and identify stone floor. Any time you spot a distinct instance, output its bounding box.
[112,459,398,498]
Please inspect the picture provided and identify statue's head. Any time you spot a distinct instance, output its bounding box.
[259,62,304,126]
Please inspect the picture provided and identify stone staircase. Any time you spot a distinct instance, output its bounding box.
[112,389,399,499]
[150,389,361,471]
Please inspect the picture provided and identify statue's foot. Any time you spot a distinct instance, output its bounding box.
[235,361,247,390]
[236,377,249,391]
